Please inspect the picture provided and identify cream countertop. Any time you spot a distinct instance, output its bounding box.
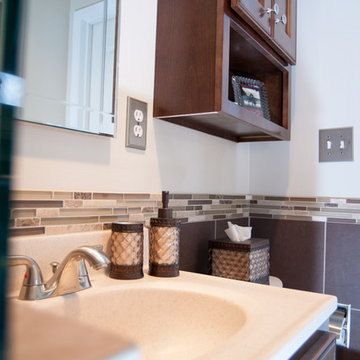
[8,270,337,360]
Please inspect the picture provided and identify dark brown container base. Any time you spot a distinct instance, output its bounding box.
[149,263,179,277]
[109,264,144,280]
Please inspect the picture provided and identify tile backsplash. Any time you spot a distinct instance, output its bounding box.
[8,191,249,237]
[8,190,360,237]
[9,191,161,236]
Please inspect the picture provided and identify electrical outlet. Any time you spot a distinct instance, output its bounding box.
[319,127,353,162]
[125,97,147,150]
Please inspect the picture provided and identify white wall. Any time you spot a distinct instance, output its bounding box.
[249,0,360,197]
[12,0,250,194]
[15,0,356,197]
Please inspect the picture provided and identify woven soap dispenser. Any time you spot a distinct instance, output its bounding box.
[149,191,181,277]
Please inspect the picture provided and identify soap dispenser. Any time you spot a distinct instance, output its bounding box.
[149,191,181,277]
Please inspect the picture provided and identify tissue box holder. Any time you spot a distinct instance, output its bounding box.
[208,238,270,285]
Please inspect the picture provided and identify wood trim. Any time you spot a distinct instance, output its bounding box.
[272,0,296,63]
[282,67,290,131]
[286,0,291,37]
[215,0,225,110]
[221,15,231,114]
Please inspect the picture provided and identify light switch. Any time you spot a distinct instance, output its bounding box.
[319,127,353,162]
[126,97,147,150]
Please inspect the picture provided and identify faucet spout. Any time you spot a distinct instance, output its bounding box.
[45,246,110,297]
[8,245,110,300]
[57,246,110,271]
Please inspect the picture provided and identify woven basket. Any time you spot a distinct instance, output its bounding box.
[209,238,270,284]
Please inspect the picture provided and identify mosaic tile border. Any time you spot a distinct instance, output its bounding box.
[169,194,249,223]
[8,191,249,237]
[8,191,360,237]
[249,195,360,224]
[9,191,161,237]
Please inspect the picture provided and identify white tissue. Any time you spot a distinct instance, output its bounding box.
[224,221,252,242]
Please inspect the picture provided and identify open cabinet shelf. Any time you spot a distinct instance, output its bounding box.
[153,0,291,142]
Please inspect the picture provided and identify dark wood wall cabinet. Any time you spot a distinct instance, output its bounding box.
[153,0,297,142]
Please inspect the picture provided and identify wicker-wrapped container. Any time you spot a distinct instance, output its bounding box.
[208,238,270,284]
[109,222,144,280]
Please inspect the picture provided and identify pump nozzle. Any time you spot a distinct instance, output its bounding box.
[158,190,172,218]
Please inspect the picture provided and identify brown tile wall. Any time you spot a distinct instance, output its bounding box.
[336,310,360,359]
[250,218,325,293]
[179,217,249,274]
[323,222,360,359]
[325,223,360,308]
[249,216,360,358]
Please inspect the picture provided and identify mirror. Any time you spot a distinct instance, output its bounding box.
[16,0,118,136]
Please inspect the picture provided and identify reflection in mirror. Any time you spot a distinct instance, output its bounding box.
[17,0,118,136]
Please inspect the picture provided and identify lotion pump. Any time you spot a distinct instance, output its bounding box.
[149,191,181,277]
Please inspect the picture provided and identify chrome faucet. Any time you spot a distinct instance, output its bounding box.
[8,246,110,300]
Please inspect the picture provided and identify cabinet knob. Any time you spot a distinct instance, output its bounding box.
[275,14,287,25]
[263,3,279,15]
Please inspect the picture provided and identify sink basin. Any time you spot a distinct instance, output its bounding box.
[10,270,337,360]
[30,286,245,359]
[26,285,246,360]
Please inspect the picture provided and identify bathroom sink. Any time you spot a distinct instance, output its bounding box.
[11,270,337,360]
[21,288,244,359]
[17,280,246,360]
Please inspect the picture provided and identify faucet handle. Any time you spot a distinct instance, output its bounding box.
[7,255,47,300]
[50,261,59,274]
[8,255,44,286]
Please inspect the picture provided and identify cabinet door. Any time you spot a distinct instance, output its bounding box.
[290,331,336,360]
[272,0,296,61]
[231,0,272,36]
